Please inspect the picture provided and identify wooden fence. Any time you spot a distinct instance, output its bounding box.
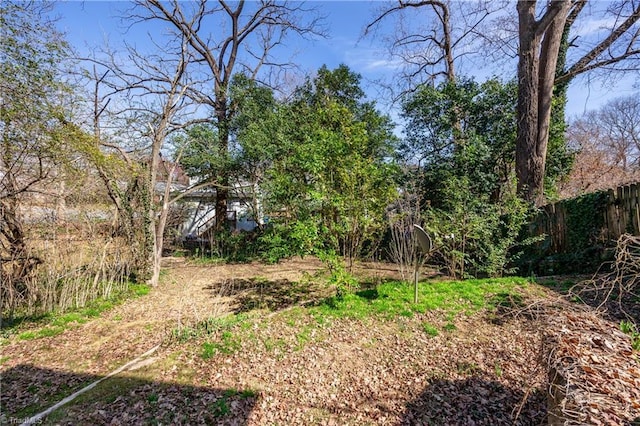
[530,183,640,255]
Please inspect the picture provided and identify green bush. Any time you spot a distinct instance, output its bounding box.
[422,176,534,278]
[257,228,294,264]
[203,228,260,263]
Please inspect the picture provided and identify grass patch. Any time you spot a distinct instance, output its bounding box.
[18,326,65,340]
[52,312,88,327]
[443,322,457,332]
[2,282,151,340]
[295,326,313,351]
[422,323,439,337]
[313,277,530,320]
[190,255,228,266]
[171,313,250,343]
[211,397,231,417]
[456,361,479,375]
[262,336,287,352]
[210,388,258,418]
[620,320,640,351]
[169,277,532,365]
[130,283,151,297]
[225,388,258,398]
[201,331,242,359]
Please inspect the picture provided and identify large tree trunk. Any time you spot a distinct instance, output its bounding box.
[516,0,571,206]
[515,2,541,205]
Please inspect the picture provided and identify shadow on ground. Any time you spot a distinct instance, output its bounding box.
[204,276,399,315]
[402,376,546,426]
[1,364,257,425]
[204,277,330,314]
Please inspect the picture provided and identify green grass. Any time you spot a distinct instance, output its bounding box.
[312,277,530,320]
[211,397,230,417]
[190,255,228,266]
[262,336,287,352]
[201,331,242,359]
[52,312,89,327]
[171,313,250,343]
[2,282,151,340]
[185,276,532,358]
[162,276,535,368]
[422,323,439,337]
[295,326,313,351]
[210,388,258,418]
[456,361,479,375]
[620,320,640,351]
[224,388,258,398]
[131,283,151,297]
[443,322,457,332]
[18,326,65,340]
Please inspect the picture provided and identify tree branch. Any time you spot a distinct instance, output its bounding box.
[557,2,640,85]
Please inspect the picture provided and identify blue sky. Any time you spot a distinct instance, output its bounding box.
[55,2,388,77]
[54,1,637,121]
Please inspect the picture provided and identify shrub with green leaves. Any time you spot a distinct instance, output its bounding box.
[399,77,540,278]
[259,66,398,266]
[422,176,534,278]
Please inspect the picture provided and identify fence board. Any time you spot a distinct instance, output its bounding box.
[532,183,640,255]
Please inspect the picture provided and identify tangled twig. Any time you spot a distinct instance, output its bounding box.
[570,234,640,320]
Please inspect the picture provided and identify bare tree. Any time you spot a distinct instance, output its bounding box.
[75,60,157,281]
[139,38,192,287]
[128,0,324,230]
[560,93,640,197]
[366,0,504,96]
[593,94,640,171]
[83,32,208,286]
[515,0,640,205]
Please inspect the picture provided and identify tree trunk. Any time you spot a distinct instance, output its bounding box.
[149,188,169,287]
[516,2,541,204]
[516,0,570,206]
[147,145,162,286]
[215,97,230,231]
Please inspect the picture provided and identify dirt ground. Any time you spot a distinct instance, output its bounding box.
[1,257,549,425]
[1,257,335,375]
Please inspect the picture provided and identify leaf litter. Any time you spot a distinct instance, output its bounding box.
[1,258,637,424]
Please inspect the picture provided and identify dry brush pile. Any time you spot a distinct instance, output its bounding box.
[542,234,640,425]
[544,307,640,425]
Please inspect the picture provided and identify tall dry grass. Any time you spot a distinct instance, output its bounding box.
[2,214,137,321]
